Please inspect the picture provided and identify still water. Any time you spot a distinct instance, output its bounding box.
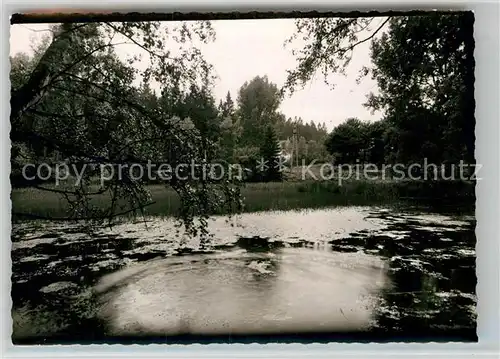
[11,206,476,343]
[96,249,387,336]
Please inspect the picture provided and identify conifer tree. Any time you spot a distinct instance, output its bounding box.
[259,126,283,182]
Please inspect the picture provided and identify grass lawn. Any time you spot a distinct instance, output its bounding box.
[11,180,397,219]
[11,175,475,221]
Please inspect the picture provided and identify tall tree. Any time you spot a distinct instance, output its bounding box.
[219,91,235,119]
[183,83,221,148]
[217,91,241,162]
[365,14,475,164]
[284,13,475,165]
[236,76,282,147]
[259,126,283,182]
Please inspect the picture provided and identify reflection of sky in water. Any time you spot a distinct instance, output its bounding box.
[11,206,476,340]
[96,248,388,336]
[13,207,387,250]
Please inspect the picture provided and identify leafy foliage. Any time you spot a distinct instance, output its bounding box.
[286,13,475,166]
[11,14,474,239]
[236,76,282,147]
[10,21,241,239]
[365,14,475,164]
[283,17,389,94]
[217,91,242,163]
[325,118,388,165]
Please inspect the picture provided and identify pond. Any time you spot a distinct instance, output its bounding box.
[11,206,477,344]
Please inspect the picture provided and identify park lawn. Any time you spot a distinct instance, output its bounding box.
[11,179,402,220]
[11,166,474,220]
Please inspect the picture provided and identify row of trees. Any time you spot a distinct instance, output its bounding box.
[10,13,474,231]
[325,118,386,165]
[226,76,330,167]
[10,33,327,206]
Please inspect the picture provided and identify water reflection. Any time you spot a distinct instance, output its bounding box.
[96,247,388,337]
[10,206,477,343]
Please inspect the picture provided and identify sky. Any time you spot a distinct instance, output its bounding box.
[9,18,382,131]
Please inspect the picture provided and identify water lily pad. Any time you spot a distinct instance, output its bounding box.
[39,281,78,295]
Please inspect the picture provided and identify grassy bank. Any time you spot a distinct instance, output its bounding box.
[11,179,475,221]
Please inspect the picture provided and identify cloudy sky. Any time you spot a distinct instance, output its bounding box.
[10,18,382,130]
